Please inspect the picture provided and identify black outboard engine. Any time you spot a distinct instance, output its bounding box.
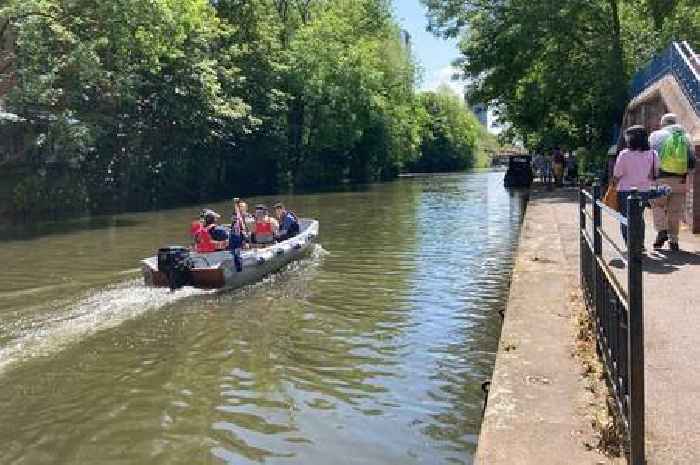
[157,246,193,291]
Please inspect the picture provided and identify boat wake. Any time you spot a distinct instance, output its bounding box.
[0,280,211,374]
[0,244,328,375]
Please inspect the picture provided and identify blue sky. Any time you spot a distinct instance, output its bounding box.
[392,0,465,94]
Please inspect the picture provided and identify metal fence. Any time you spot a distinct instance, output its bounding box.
[579,185,645,465]
[630,41,699,116]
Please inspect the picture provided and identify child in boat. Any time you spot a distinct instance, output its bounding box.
[193,209,229,253]
[252,205,278,246]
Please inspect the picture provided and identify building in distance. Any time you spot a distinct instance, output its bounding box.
[399,29,411,50]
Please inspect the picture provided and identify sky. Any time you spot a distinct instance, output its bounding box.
[392,0,466,95]
[393,1,503,134]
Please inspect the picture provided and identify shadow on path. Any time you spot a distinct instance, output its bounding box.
[643,249,700,275]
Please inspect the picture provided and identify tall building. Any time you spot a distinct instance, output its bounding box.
[463,90,488,127]
[466,95,488,127]
[399,29,411,50]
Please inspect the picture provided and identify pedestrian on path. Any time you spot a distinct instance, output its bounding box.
[649,113,696,251]
[552,147,565,187]
[613,125,660,244]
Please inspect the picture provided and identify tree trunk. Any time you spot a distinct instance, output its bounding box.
[287,95,304,185]
[609,0,628,126]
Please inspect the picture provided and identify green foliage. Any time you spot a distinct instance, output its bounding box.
[409,88,481,173]
[476,127,500,168]
[660,0,700,45]
[4,0,474,218]
[421,0,697,155]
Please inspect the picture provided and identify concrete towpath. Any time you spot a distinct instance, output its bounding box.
[601,203,700,464]
[477,186,700,464]
[476,188,618,464]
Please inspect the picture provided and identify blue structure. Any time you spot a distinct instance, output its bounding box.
[630,41,699,116]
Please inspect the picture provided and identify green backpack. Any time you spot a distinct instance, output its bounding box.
[659,129,689,175]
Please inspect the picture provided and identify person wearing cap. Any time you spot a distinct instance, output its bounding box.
[194,209,229,253]
[274,202,300,241]
[649,113,696,251]
[251,205,278,246]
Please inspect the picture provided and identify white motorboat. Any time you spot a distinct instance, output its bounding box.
[143,219,319,290]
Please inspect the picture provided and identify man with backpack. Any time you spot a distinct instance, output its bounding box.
[650,113,696,251]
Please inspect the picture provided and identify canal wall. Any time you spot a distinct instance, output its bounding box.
[474,189,616,464]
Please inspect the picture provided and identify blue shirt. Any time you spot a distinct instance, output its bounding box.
[279,211,298,234]
[208,225,229,242]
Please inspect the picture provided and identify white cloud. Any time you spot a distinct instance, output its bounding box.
[422,65,467,97]
[421,65,506,135]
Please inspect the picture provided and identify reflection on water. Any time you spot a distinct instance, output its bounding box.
[0,172,525,465]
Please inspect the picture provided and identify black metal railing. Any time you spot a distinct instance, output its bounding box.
[579,184,645,465]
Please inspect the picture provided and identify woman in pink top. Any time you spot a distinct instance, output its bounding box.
[613,125,660,243]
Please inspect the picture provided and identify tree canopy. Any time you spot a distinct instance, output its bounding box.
[409,87,484,173]
[421,0,699,153]
[0,0,491,218]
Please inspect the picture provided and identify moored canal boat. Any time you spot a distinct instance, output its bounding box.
[143,219,319,290]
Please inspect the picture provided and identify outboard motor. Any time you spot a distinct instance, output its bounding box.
[157,246,193,291]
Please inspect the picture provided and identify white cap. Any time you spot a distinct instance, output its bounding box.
[661,113,678,127]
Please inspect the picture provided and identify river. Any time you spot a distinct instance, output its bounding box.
[0,171,526,465]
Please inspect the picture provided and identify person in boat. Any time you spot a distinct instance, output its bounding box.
[234,199,255,240]
[190,212,205,249]
[228,203,246,272]
[273,202,300,241]
[251,205,278,246]
[194,209,229,253]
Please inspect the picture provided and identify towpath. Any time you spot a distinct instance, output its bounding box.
[477,186,700,464]
[600,198,700,464]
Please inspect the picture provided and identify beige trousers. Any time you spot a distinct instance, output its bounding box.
[652,176,688,240]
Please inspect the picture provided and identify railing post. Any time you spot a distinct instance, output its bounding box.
[579,187,586,289]
[626,190,645,465]
[592,183,603,318]
[579,187,586,234]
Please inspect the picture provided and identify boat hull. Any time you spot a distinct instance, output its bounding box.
[142,219,319,290]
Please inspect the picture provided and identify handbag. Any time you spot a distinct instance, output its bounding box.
[603,182,618,211]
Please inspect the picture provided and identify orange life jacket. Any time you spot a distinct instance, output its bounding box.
[190,221,203,236]
[195,224,218,253]
[255,220,274,244]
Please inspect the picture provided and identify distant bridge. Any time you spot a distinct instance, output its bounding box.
[490,148,528,166]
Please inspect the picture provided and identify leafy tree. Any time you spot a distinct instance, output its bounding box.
[421,0,697,154]
[0,0,478,219]
[409,87,481,173]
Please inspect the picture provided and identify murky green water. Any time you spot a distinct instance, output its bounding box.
[0,171,525,465]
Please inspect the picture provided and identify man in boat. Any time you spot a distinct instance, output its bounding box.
[228,199,251,272]
[194,209,229,253]
[236,200,256,238]
[274,202,300,241]
[251,205,277,246]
